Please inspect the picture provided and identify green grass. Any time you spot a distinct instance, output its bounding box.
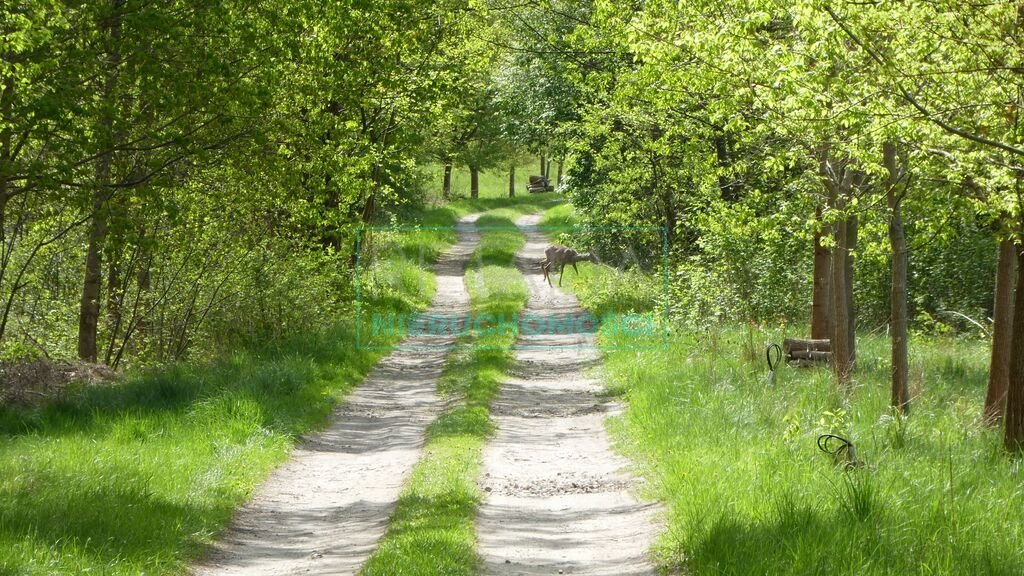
[600,327,1024,575]
[360,207,530,576]
[0,204,475,575]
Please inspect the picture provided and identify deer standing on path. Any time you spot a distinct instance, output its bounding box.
[541,245,599,287]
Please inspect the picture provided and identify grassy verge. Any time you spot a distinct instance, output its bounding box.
[539,203,1024,575]
[360,206,534,575]
[604,328,1022,575]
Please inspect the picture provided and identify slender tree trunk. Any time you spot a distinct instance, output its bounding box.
[0,73,12,343]
[714,132,738,201]
[79,192,108,362]
[830,171,854,387]
[103,255,122,364]
[1004,246,1024,451]
[470,166,479,199]
[884,142,909,412]
[545,160,552,180]
[987,238,1017,422]
[540,154,546,178]
[78,0,125,362]
[508,165,515,198]
[556,161,563,186]
[846,212,858,364]
[811,205,832,340]
[134,244,151,350]
[442,163,452,200]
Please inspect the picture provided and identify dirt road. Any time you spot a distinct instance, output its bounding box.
[194,211,658,575]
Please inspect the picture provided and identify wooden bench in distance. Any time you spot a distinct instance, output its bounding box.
[527,175,554,193]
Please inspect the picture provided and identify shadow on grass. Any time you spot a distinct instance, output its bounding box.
[678,503,1021,576]
[0,478,226,573]
[0,320,387,440]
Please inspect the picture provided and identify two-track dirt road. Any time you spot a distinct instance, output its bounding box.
[194,211,657,576]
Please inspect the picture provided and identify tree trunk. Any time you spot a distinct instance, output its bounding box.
[78,193,108,362]
[556,161,563,186]
[0,73,12,343]
[540,154,546,178]
[470,166,479,199]
[1004,246,1024,451]
[103,254,122,365]
[884,141,909,413]
[846,212,858,364]
[811,205,832,340]
[78,0,124,363]
[987,238,1017,422]
[508,165,515,198]
[715,132,738,201]
[830,170,854,387]
[442,163,452,199]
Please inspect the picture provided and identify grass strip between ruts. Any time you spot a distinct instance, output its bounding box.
[359,207,535,576]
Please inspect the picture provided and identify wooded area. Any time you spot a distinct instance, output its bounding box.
[5,0,1024,449]
[4,1,1024,574]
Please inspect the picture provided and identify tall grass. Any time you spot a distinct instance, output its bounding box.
[601,327,1023,575]
[360,207,531,575]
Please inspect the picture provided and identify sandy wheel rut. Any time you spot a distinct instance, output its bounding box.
[475,214,658,576]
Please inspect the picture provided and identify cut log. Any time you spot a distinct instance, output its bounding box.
[783,338,832,354]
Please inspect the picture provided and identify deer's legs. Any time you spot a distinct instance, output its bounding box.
[542,260,553,286]
[559,263,566,286]
[572,262,579,275]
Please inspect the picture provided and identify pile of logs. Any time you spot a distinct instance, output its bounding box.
[527,175,554,193]
[783,338,832,367]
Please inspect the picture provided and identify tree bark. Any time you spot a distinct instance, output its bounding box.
[442,163,452,199]
[811,205,832,340]
[0,73,12,343]
[846,212,858,364]
[1004,246,1024,451]
[103,254,122,365]
[556,161,563,186]
[987,238,1016,422]
[540,154,546,178]
[470,166,479,199]
[79,192,108,362]
[884,141,909,413]
[508,165,515,198]
[830,170,854,387]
